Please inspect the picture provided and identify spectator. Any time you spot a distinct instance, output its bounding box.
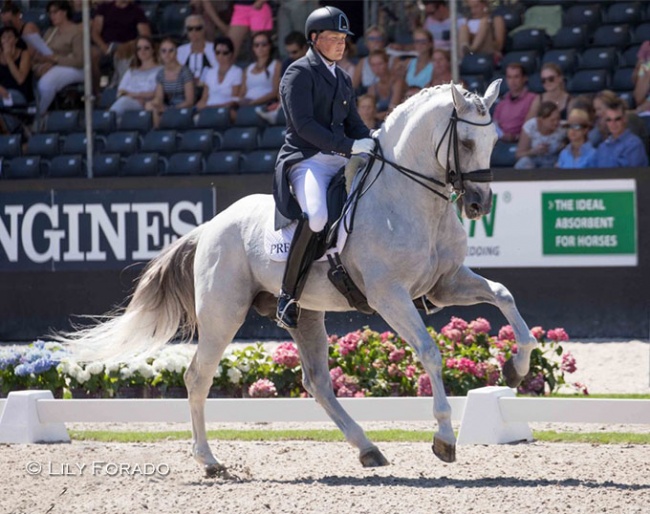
[589,89,619,148]
[177,14,217,85]
[357,93,380,130]
[352,25,387,91]
[0,26,33,134]
[493,63,537,142]
[109,36,161,119]
[189,0,231,42]
[196,36,242,111]
[276,0,318,60]
[401,28,434,89]
[633,41,650,115]
[515,101,566,169]
[0,0,44,55]
[556,108,596,169]
[33,1,84,116]
[228,1,274,61]
[145,38,195,128]
[239,31,280,107]
[280,30,308,76]
[427,49,452,87]
[595,97,649,168]
[458,0,505,62]
[366,49,406,121]
[91,0,150,95]
[403,85,422,102]
[526,63,571,122]
[338,36,357,79]
[422,1,451,51]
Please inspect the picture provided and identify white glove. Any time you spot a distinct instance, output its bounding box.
[351,138,374,155]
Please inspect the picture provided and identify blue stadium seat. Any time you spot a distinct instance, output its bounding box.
[578,47,619,72]
[205,151,241,174]
[92,154,122,177]
[48,155,84,178]
[234,105,266,127]
[178,129,218,154]
[611,67,636,92]
[542,48,578,74]
[591,25,630,49]
[511,28,548,53]
[632,23,650,45]
[89,110,116,134]
[622,45,641,67]
[103,131,140,154]
[44,110,80,133]
[567,69,609,94]
[493,4,522,32]
[159,107,194,130]
[259,126,286,150]
[25,133,60,157]
[459,53,494,80]
[163,152,204,175]
[490,141,517,168]
[551,26,588,50]
[22,8,50,32]
[0,134,22,158]
[563,4,602,32]
[461,75,486,95]
[141,130,178,155]
[221,127,259,152]
[241,150,278,174]
[62,133,90,154]
[122,153,163,176]
[118,110,153,133]
[97,87,118,109]
[158,3,192,38]
[501,51,539,76]
[5,156,43,179]
[195,107,231,130]
[604,2,641,25]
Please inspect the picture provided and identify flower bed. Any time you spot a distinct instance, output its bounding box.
[0,317,587,399]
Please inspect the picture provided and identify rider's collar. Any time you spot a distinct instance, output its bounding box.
[315,49,337,75]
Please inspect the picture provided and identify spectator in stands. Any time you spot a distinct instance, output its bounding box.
[338,36,357,79]
[427,49,452,87]
[367,49,406,121]
[403,85,422,102]
[633,41,650,115]
[91,0,150,95]
[458,0,505,63]
[515,101,566,169]
[352,25,387,92]
[0,26,33,134]
[228,1,274,61]
[357,93,380,130]
[189,0,231,42]
[400,28,434,89]
[0,0,44,55]
[109,36,161,119]
[239,31,280,109]
[280,31,308,76]
[526,63,571,122]
[177,14,217,85]
[556,108,596,169]
[596,97,648,168]
[195,36,242,111]
[276,0,318,59]
[422,1,451,51]
[493,63,537,142]
[589,89,618,148]
[33,1,84,116]
[145,38,195,128]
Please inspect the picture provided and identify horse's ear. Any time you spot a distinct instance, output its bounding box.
[450,82,470,113]
[483,79,502,110]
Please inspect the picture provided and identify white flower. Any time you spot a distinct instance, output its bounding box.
[227,367,242,384]
[76,369,91,384]
[85,362,104,375]
[238,362,250,373]
[214,365,223,377]
[105,362,120,373]
[135,361,155,379]
[120,367,133,380]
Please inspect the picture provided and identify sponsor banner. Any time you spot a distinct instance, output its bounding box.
[463,180,637,268]
[0,188,215,271]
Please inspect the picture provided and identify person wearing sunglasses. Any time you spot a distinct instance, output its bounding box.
[458,0,505,62]
[556,108,597,169]
[273,6,374,329]
[422,1,451,51]
[352,25,387,92]
[196,36,242,112]
[526,63,571,123]
[400,28,434,89]
[280,31,308,76]
[515,101,566,170]
[239,31,280,107]
[595,96,649,168]
[177,14,217,86]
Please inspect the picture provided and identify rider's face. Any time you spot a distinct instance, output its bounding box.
[313,30,346,62]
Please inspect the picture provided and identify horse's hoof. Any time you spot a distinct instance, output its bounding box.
[432,435,456,463]
[204,463,239,480]
[359,447,390,467]
[502,358,524,389]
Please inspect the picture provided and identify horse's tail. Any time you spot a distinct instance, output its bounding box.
[55,224,207,363]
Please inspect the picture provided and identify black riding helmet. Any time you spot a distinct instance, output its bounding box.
[304,6,354,42]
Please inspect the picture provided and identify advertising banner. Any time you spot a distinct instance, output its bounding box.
[0,188,215,271]
[463,179,637,268]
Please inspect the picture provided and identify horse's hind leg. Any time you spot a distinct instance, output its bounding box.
[290,310,389,467]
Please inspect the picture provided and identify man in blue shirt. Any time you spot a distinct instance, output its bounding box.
[596,98,649,168]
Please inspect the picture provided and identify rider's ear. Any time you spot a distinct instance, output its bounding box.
[483,79,501,110]
[450,82,470,114]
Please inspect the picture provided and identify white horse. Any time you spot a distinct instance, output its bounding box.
[59,80,537,477]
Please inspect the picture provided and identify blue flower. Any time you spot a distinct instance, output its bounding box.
[14,363,31,377]
[0,347,21,370]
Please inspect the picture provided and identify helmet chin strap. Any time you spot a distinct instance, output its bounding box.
[312,35,337,65]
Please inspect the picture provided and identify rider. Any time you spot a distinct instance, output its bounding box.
[273,5,375,329]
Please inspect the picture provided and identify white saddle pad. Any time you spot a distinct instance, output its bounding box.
[265,217,350,262]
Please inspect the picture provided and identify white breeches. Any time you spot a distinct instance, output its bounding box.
[37,66,85,115]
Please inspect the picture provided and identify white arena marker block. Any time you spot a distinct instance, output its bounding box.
[0,390,70,444]
[457,386,532,445]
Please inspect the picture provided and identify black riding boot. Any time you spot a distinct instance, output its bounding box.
[277,214,320,329]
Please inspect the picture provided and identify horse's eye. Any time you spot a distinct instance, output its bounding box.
[461,140,475,151]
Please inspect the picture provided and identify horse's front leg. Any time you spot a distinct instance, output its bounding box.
[290,310,389,467]
[369,287,456,463]
[431,265,537,388]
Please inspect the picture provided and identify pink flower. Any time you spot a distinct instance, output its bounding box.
[372,359,385,370]
[441,327,462,343]
[464,333,476,345]
[518,373,545,395]
[388,348,406,363]
[498,325,515,342]
[329,366,344,389]
[380,331,394,342]
[387,363,401,377]
[337,385,355,397]
[469,317,491,334]
[449,316,468,331]
[354,390,366,398]
[531,326,545,341]
[417,374,432,396]
[272,342,300,368]
[547,328,569,342]
[561,352,577,373]
[404,365,416,378]
[573,382,589,395]
[339,331,361,355]
[248,378,277,398]
[328,335,339,345]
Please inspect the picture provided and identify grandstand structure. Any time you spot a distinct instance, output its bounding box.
[0,0,649,176]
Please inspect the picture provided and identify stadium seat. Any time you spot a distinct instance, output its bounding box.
[159,107,194,130]
[141,130,178,155]
[97,87,117,109]
[493,4,523,33]
[567,69,609,94]
[44,110,80,133]
[48,154,84,178]
[103,131,140,154]
[618,91,636,110]
[205,151,241,174]
[551,26,588,50]
[0,134,22,158]
[604,2,641,24]
[240,150,278,174]
[542,48,578,74]
[5,156,43,179]
[89,110,116,134]
[622,45,641,67]
[195,107,231,130]
[62,133,90,154]
[527,72,544,94]
[632,23,650,45]
[25,133,60,157]
[158,3,192,38]
[578,47,618,72]
[234,105,267,127]
[22,8,50,32]
[459,53,494,80]
[122,152,163,176]
[163,152,204,175]
[259,126,287,150]
[500,51,539,76]
[512,5,562,37]
[221,127,259,152]
[611,67,636,92]
[511,29,548,53]
[118,110,153,133]
[178,129,218,154]
[92,154,122,177]
[461,75,486,95]
[591,25,630,49]
[490,141,517,168]
[563,4,602,32]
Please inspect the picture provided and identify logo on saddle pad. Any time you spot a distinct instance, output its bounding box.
[264,218,349,262]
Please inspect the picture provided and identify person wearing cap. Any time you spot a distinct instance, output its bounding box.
[272,5,374,329]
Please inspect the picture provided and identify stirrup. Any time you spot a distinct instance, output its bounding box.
[276,294,300,329]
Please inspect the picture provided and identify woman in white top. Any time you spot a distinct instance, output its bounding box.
[239,31,280,107]
[196,36,242,110]
[176,14,217,84]
[110,36,161,118]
